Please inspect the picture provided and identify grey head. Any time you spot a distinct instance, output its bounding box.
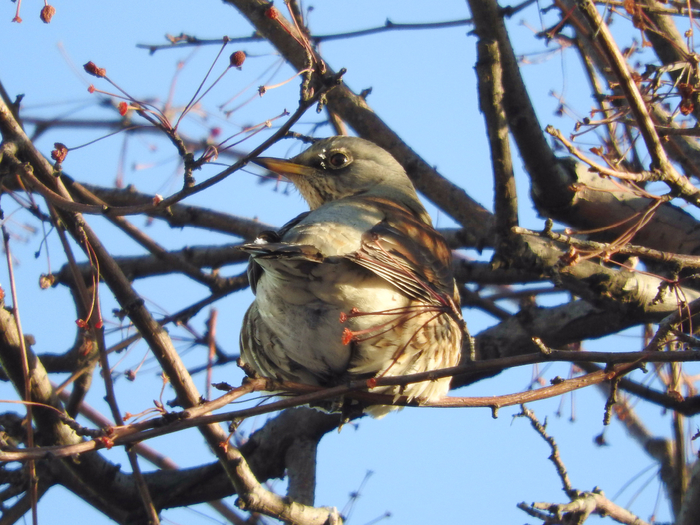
[253,136,426,217]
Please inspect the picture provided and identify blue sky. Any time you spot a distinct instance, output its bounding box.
[0,1,686,524]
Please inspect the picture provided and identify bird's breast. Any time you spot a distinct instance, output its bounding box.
[253,259,411,379]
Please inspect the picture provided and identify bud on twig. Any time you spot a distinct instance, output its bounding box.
[83,61,106,78]
[230,50,246,68]
[40,5,56,23]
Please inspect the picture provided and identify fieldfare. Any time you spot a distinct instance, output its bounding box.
[239,136,465,416]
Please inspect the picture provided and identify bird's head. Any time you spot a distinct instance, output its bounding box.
[253,136,426,215]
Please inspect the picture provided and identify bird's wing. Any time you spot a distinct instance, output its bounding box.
[348,196,459,308]
[243,212,319,295]
[240,242,325,261]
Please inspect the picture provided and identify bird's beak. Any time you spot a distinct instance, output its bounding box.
[252,157,315,178]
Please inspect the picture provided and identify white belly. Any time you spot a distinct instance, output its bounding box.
[254,259,410,381]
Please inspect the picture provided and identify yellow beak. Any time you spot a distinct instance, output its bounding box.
[252,157,315,178]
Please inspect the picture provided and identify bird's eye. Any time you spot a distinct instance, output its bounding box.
[328,152,349,168]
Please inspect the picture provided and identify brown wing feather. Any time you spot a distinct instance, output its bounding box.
[348,196,458,308]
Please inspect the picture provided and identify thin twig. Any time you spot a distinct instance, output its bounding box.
[0,361,647,461]
[516,406,575,497]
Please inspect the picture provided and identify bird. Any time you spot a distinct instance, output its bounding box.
[239,136,465,417]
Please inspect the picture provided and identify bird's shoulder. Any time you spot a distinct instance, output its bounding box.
[245,195,458,307]
[279,198,385,256]
[243,202,378,293]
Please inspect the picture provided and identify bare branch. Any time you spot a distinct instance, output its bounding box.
[577,0,700,208]
[476,38,518,242]
[524,490,652,525]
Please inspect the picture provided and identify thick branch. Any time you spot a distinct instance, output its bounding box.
[468,0,571,210]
